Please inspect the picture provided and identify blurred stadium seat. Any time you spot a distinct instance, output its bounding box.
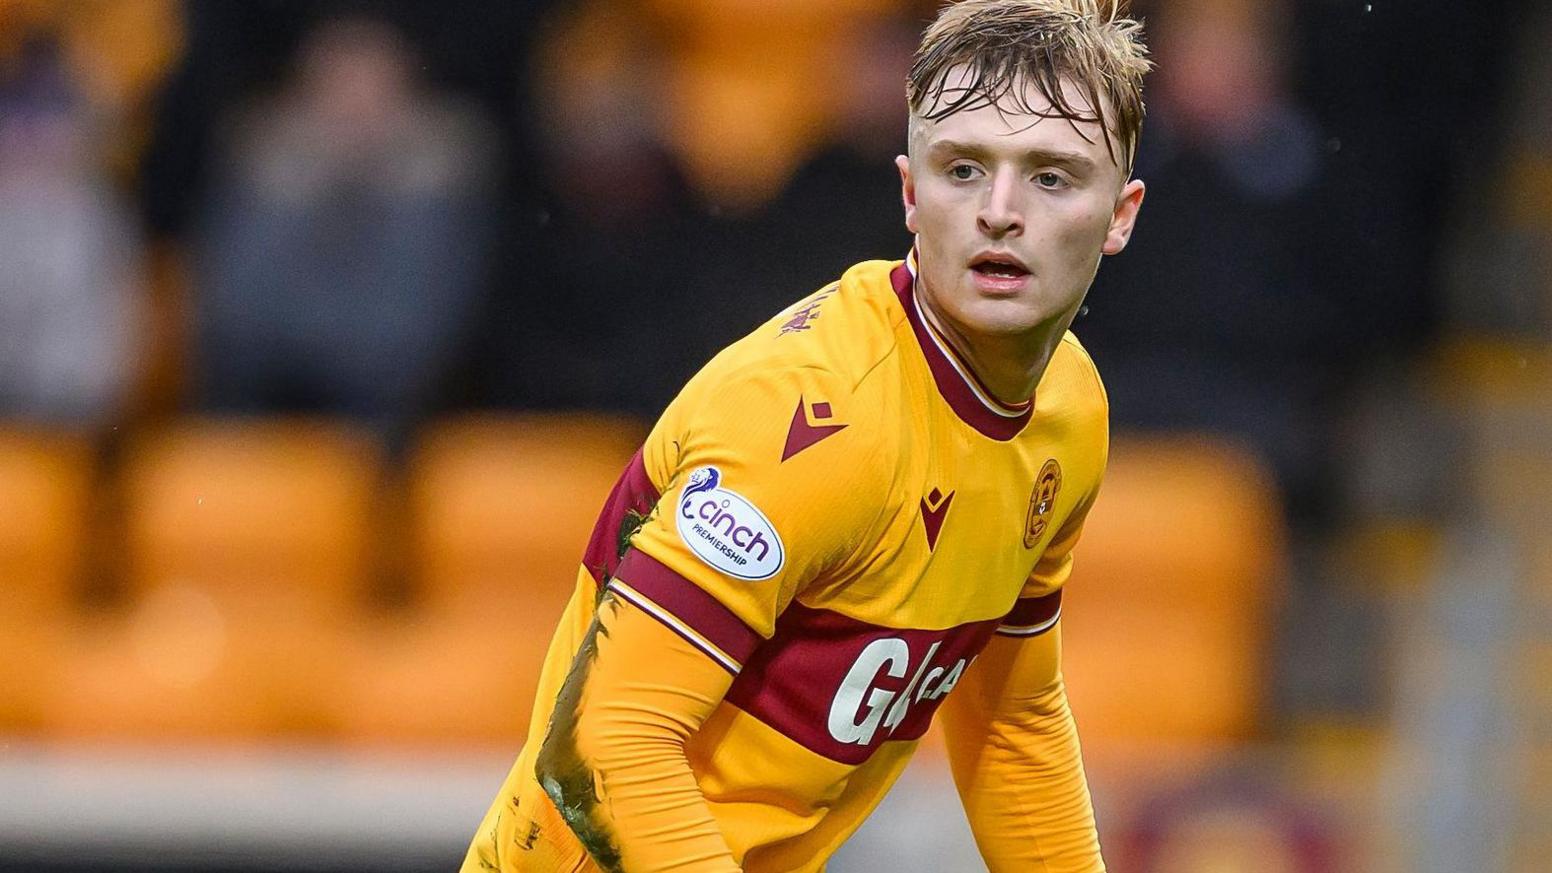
[1061,435,1284,748]
[43,418,382,739]
[0,426,94,610]
[0,427,95,732]
[329,413,645,745]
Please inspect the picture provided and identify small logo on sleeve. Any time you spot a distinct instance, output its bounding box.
[781,396,847,462]
[676,467,785,580]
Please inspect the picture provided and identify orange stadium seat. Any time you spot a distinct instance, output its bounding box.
[1431,338,1552,537]
[331,413,646,746]
[0,427,94,610]
[43,418,383,740]
[0,427,95,732]
[1059,435,1284,749]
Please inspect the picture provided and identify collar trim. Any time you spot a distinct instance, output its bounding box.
[892,251,1032,441]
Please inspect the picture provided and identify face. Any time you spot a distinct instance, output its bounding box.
[898,72,1145,342]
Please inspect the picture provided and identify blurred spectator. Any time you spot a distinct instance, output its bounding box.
[738,17,916,308]
[1444,2,1552,339]
[1079,0,1373,525]
[480,8,919,419]
[140,0,557,242]
[1297,0,1527,349]
[0,33,144,429]
[477,2,719,417]
[191,15,496,447]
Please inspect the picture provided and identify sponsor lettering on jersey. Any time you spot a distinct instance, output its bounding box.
[724,603,999,764]
[676,467,785,580]
[827,636,971,746]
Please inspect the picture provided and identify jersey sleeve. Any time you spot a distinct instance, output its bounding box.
[994,498,1090,639]
[938,624,1105,872]
[998,403,1107,639]
[610,363,880,674]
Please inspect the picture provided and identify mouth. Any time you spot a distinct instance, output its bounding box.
[969,252,1031,291]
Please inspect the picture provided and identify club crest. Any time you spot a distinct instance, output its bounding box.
[1024,459,1062,548]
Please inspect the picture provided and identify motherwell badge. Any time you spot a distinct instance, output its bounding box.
[1024,459,1062,548]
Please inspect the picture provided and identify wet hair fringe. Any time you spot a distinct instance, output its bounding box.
[909,0,1152,171]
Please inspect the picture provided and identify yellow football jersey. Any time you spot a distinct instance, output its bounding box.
[466,254,1108,872]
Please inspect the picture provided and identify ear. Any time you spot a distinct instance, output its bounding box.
[896,154,919,235]
[1102,178,1146,256]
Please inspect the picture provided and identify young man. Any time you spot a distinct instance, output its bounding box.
[464,2,1148,870]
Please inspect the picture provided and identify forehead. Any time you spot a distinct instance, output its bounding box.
[911,67,1117,168]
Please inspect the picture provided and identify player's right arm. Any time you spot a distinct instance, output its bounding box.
[534,584,742,872]
[534,363,877,872]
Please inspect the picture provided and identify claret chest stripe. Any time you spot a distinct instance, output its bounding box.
[724,602,1002,765]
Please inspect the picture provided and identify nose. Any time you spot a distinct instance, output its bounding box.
[976,169,1024,237]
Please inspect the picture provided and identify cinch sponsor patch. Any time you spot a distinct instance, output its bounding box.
[675,466,784,580]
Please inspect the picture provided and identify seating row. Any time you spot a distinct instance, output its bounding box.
[0,416,1282,747]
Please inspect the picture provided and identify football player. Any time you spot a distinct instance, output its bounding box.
[465,2,1148,870]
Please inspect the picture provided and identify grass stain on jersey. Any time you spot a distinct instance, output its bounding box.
[588,509,651,606]
[536,593,626,872]
[616,508,651,567]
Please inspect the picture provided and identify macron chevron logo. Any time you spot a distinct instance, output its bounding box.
[781,396,847,462]
[919,487,954,551]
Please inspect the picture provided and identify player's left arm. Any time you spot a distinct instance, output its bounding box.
[937,502,1105,873]
[938,615,1102,872]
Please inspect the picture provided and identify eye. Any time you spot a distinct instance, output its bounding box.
[1035,171,1069,189]
[948,163,981,181]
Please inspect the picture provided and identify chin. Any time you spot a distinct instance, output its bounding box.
[956,298,1048,337]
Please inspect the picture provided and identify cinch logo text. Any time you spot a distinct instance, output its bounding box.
[682,497,774,563]
[674,467,785,580]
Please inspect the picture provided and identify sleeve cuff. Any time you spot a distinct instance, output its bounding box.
[996,590,1062,638]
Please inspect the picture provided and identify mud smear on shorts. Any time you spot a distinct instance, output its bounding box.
[536,592,625,872]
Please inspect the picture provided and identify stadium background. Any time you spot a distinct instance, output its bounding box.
[0,0,1547,870]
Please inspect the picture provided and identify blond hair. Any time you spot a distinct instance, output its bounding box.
[909,0,1152,172]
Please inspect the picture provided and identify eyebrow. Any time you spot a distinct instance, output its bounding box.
[926,139,1099,174]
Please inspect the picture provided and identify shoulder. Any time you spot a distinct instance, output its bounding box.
[1046,330,1110,424]
[643,260,908,485]
[669,260,906,428]
[1031,331,1110,490]
[710,259,905,393]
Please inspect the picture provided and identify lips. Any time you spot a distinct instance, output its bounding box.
[969,252,1030,279]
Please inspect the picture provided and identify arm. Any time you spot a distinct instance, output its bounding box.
[535,584,743,873]
[937,617,1104,872]
[534,363,876,872]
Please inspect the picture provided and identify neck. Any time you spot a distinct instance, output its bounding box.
[913,287,1074,408]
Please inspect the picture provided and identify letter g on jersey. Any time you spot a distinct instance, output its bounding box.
[676,466,786,581]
